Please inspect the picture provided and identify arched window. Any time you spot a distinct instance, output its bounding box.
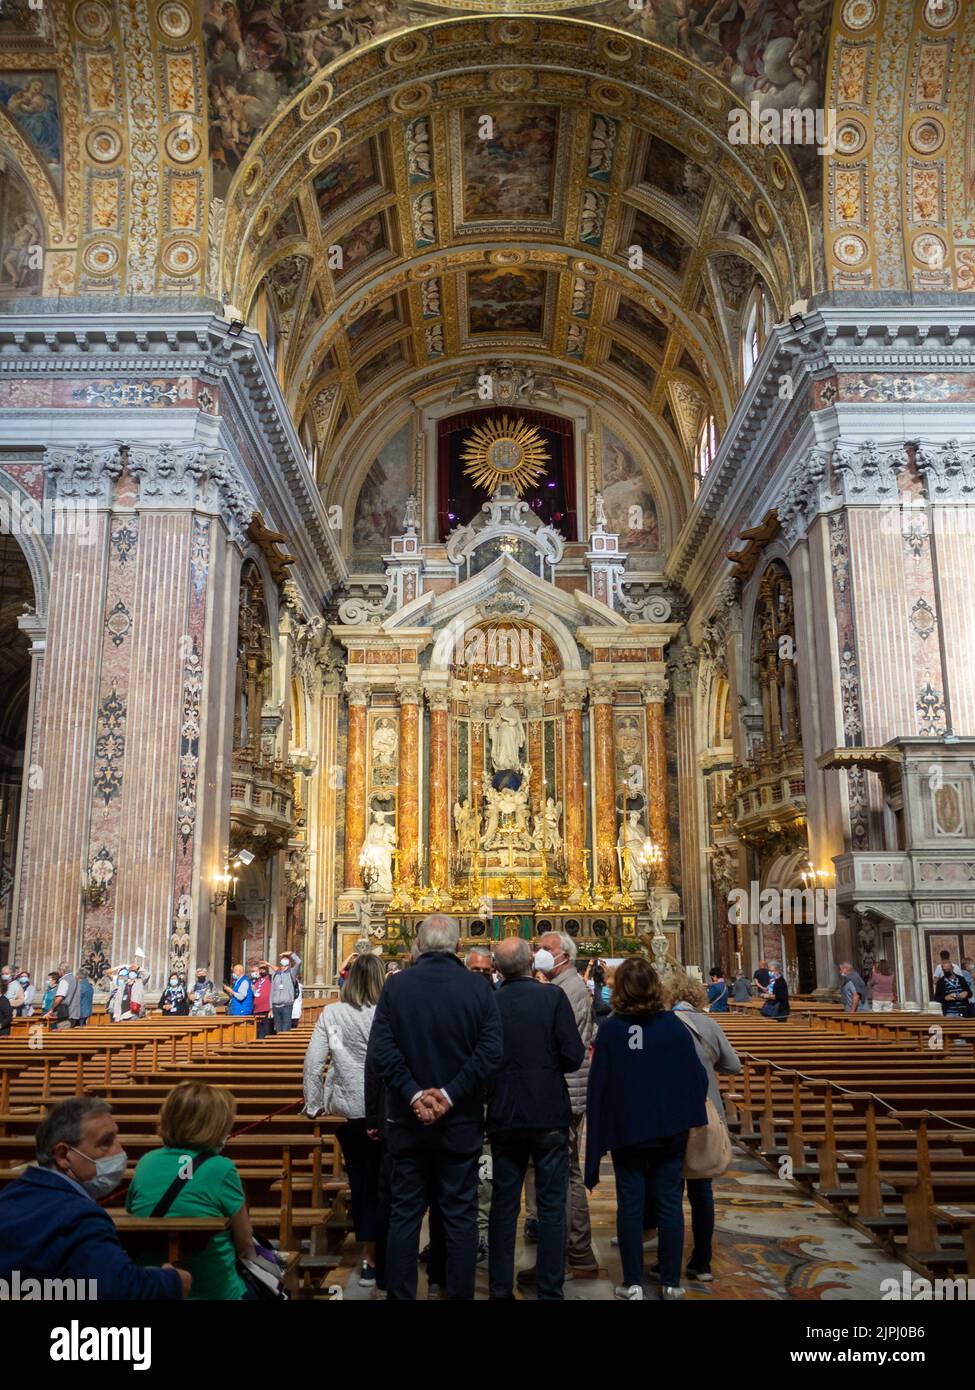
[741,283,770,385]
[694,413,717,483]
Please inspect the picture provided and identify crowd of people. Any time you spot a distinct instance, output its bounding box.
[0,954,304,1036]
[302,916,742,1301]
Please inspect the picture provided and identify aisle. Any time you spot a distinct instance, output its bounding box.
[334,1147,912,1301]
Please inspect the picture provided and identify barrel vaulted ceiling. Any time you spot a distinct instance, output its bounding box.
[0,0,971,482]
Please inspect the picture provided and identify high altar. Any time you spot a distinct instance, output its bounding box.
[331,397,683,968]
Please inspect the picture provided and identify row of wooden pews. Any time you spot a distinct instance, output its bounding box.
[0,999,351,1298]
[717,1009,975,1282]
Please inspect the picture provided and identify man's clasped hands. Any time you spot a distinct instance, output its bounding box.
[411,1088,451,1125]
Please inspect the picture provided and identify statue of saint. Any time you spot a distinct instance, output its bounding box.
[541,796,562,852]
[487,697,525,773]
[361,810,395,894]
[593,490,608,531]
[453,797,476,855]
[618,809,648,894]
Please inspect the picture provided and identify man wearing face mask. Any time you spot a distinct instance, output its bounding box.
[189,967,216,1016]
[270,949,301,1034]
[518,932,599,1285]
[0,1097,190,1299]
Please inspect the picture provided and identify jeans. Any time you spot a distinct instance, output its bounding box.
[255,1013,272,1039]
[685,1177,713,1270]
[272,1003,293,1033]
[489,1127,568,1300]
[612,1132,688,1288]
[524,1111,596,1267]
[337,1118,382,1244]
[385,1147,480,1300]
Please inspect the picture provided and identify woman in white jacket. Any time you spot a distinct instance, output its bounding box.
[303,953,386,1285]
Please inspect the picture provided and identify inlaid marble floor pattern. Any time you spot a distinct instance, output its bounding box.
[329,1148,912,1301]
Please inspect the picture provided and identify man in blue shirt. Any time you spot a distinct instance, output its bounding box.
[706,968,729,1013]
[0,1097,189,1299]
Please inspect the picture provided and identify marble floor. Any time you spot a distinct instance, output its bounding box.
[326,1146,912,1301]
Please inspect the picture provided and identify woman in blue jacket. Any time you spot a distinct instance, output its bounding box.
[585,956,708,1301]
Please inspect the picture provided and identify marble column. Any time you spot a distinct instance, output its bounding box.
[426,688,450,892]
[397,681,422,887]
[343,688,368,889]
[527,695,544,819]
[591,681,618,896]
[644,682,671,887]
[563,690,586,893]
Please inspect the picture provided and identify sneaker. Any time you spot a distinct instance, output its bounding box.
[359,1262,377,1287]
[427,1282,446,1300]
[523,1218,539,1243]
[614,1284,644,1300]
[661,1285,685,1300]
[685,1264,713,1283]
[476,1237,488,1265]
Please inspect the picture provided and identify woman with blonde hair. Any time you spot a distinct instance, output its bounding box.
[669,972,741,1283]
[585,957,708,1301]
[303,952,386,1287]
[126,1081,256,1300]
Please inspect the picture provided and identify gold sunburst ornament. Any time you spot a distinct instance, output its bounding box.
[460,415,550,495]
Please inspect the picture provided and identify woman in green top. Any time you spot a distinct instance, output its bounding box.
[126,1080,256,1300]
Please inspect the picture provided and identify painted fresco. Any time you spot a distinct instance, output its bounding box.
[355,339,405,391]
[312,138,380,225]
[608,340,655,391]
[0,72,61,191]
[615,297,668,352]
[642,137,707,218]
[600,424,660,552]
[352,422,412,552]
[347,293,401,349]
[629,210,689,277]
[0,162,42,298]
[461,104,558,220]
[467,267,546,335]
[334,213,387,278]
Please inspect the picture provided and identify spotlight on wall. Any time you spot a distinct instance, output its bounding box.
[227,318,245,337]
[236,848,256,866]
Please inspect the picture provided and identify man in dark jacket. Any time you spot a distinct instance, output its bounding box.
[367,914,503,1300]
[486,937,584,1301]
[0,1097,189,1299]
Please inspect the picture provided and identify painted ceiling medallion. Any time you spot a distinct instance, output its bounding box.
[834,233,868,265]
[488,249,525,266]
[835,118,868,156]
[86,127,122,163]
[83,241,119,275]
[300,83,331,122]
[156,1,191,39]
[309,128,341,165]
[74,0,111,38]
[385,32,428,67]
[912,232,946,269]
[923,0,958,28]
[491,69,533,94]
[841,0,876,30]
[909,117,945,155]
[391,84,432,116]
[165,125,201,162]
[162,239,200,275]
[461,416,550,496]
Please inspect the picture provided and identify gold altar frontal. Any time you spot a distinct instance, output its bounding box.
[383,907,642,957]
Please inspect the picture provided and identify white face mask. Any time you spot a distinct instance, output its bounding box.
[279,959,289,968]
[533,949,556,975]
[169,979,178,987]
[69,1146,128,1200]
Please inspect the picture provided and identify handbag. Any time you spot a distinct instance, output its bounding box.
[237,1244,288,1301]
[759,1000,780,1018]
[683,1095,733,1179]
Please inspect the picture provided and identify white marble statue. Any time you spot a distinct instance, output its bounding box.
[453,797,476,855]
[593,490,608,531]
[618,809,648,893]
[487,697,525,773]
[541,796,562,852]
[361,810,395,894]
[372,717,397,777]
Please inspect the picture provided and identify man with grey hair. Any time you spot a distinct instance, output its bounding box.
[761,960,790,1020]
[487,937,583,1299]
[0,1097,190,1299]
[465,946,494,981]
[368,913,503,1299]
[519,930,599,1282]
[838,960,868,1013]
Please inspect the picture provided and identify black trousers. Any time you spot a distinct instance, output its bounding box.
[336,1118,381,1243]
[489,1127,569,1300]
[385,1146,480,1301]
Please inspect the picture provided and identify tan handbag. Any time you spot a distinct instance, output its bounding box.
[683,1096,732,1179]
[678,1010,733,1179]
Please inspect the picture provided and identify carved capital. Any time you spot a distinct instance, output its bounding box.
[914,439,975,502]
[425,686,450,713]
[562,688,586,712]
[588,678,615,706]
[44,444,122,504]
[346,686,370,709]
[778,446,832,545]
[642,679,669,704]
[397,680,423,706]
[832,439,906,504]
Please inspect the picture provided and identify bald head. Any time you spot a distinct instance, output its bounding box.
[495,938,531,979]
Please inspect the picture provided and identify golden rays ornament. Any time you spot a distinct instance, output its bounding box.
[460,415,550,495]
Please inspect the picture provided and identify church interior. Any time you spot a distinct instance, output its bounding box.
[0,0,974,1315]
